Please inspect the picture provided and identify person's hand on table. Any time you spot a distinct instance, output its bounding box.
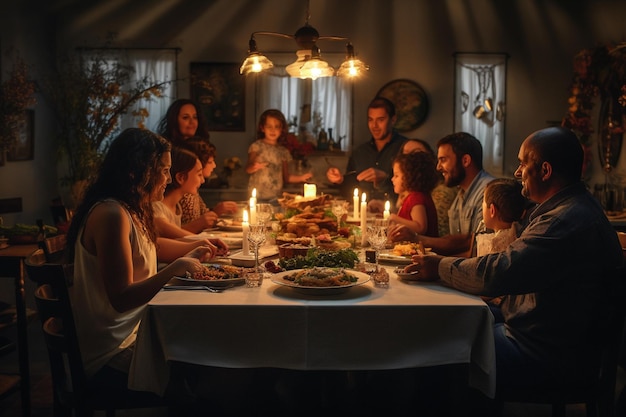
[388,223,418,242]
[167,246,215,277]
[199,211,219,228]
[404,254,443,281]
[209,238,229,256]
[213,201,238,216]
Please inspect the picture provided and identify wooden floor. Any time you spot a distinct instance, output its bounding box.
[0,319,624,417]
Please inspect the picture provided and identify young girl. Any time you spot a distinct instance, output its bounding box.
[179,138,238,233]
[246,109,312,201]
[151,146,227,254]
[388,151,439,236]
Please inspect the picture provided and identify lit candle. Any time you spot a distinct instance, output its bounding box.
[249,188,257,224]
[360,192,367,246]
[242,209,250,256]
[303,183,316,198]
[353,188,359,220]
[383,200,390,220]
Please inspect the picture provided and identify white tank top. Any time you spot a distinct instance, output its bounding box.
[70,200,157,377]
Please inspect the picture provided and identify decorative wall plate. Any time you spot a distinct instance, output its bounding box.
[376,79,429,132]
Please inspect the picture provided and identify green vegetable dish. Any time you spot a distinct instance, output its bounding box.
[278,247,359,270]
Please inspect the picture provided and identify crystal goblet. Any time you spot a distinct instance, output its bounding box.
[247,223,267,273]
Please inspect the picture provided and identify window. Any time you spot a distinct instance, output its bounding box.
[255,53,353,151]
[454,53,508,175]
[83,48,178,137]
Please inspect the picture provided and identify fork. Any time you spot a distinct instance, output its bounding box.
[163,285,223,293]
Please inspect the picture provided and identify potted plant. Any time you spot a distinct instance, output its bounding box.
[42,46,172,207]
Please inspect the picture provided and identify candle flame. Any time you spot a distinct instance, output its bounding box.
[354,188,359,197]
[361,192,367,202]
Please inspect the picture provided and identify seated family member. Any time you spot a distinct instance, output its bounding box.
[407,126,624,393]
[401,138,457,237]
[246,109,312,201]
[178,138,238,233]
[388,151,439,237]
[389,132,494,256]
[65,128,217,381]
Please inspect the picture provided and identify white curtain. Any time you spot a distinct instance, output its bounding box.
[257,70,352,151]
[454,53,507,176]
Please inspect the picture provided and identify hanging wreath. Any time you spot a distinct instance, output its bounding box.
[561,44,626,177]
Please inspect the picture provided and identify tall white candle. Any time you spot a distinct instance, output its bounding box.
[249,188,257,224]
[360,192,367,246]
[353,188,359,220]
[383,200,390,220]
[242,209,250,256]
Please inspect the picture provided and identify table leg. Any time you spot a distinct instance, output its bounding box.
[12,261,30,417]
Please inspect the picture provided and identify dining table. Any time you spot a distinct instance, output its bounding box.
[128,256,496,401]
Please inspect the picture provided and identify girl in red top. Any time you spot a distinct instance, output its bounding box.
[389,151,439,237]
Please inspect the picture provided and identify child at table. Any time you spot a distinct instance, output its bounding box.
[152,145,226,253]
[476,178,530,319]
[245,109,313,201]
[179,138,238,233]
[387,151,439,236]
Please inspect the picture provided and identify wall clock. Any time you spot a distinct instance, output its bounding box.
[376,79,429,132]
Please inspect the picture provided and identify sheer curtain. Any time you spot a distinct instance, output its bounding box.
[257,70,352,151]
[83,48,178,137]
[454,53,507,176]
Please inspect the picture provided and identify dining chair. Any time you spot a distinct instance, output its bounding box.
[39,234,67,264]
[496,266,626,417]
[24,250,167,417]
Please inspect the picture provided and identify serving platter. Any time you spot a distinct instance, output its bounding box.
[378,252,413,265]
[271,269,370,295]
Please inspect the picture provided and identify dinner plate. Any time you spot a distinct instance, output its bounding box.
[170,274,245,288]
[181,232,243,248]
[271,269,370,295]
[393,267,422,282]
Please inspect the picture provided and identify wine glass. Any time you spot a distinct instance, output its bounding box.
[247,223,267,273]
[367,225,388,273]
[331,199,348,232]
[256,203,274,225]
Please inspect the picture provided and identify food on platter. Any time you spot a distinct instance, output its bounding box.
[281,267,358,287]
[277,192,331,210]
[188,264,246,281]
[278,247,359,270]
[278,243,312,259]
[392,242,431,256]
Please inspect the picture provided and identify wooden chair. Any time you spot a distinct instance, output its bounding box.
[24,250,167,417]
[496,267,626,417]
[39,234,67,264]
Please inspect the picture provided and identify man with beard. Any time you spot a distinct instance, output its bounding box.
[405,126,623,409]
[326,97,407,201]
[389,132,494,255]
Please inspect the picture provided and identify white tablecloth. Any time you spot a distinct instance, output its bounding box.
[128,270,495,398]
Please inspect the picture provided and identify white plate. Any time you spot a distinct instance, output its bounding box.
[271,269,370,295]
[170,274,245,288]
[393,267,422,281]
[217,225,243,232]
[181,232,243,249]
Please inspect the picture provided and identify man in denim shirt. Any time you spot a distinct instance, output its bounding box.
[389,132,494,255]
[409,127,623,395]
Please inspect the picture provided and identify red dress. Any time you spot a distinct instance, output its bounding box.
[397,191,439,237]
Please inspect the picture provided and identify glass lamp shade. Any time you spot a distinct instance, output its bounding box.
[337,57,368,78]
[240,53,274,75]
[285,50,334,80]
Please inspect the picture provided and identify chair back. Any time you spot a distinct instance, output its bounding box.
[25,251,85,413]
[39,234,67,263]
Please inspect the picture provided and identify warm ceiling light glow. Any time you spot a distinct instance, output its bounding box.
[240,1,367,80]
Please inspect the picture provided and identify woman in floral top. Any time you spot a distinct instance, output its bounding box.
[245,109,312,201]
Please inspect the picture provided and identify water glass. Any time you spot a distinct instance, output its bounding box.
[245,272,263,288]
[331,199,348,231]
[247,223,267,273]
[256,203,274,225]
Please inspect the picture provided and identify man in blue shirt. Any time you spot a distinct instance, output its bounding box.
[409,126,623,393]
[390,132,494,255]
[326,97,406,201]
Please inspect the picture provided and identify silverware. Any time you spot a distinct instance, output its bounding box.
[163,285,222,293]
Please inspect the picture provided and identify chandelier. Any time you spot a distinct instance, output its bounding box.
[239,2,368,80]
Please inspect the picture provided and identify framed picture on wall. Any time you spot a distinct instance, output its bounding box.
[190,62,245,132]
[7,109,34,161]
